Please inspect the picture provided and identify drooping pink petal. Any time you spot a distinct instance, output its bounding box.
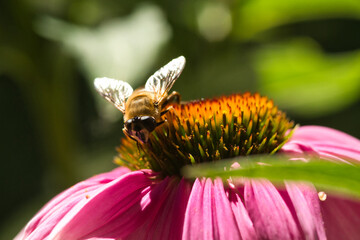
[49,171,161,239]
[126,177,192,240]
[146,178,191,240]
[321,194,360,240]
[227,185,257,240]
[182,178,214,240]
[16,168,161,240]
[212,179,241,239]
[285,182,326,240]
[183,178,242,240]
[16,167,131,240]
[244,179,301,240]
[281,126,360,163]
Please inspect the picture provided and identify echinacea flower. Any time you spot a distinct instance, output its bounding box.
[16,93,360,240]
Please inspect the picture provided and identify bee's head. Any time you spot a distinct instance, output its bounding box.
[125,116,157,143]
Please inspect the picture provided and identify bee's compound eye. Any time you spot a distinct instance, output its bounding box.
[124,119,133,130]
[140,116,157,132]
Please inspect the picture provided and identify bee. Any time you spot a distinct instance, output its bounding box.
[94,56,185,143]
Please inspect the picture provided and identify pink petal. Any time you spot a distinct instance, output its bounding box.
[212,179,241,239]
[183,178,241,240]
[281,126,360,163]
[244,179,301,240]
[126,177,192,240]
[16,167,131,240]
[227,186,257,240]
[321,194,360,240]
[148,178,191,240]
[285,182,326,240]
[182,178,214,240]
[50,171,157,239]
[290,126,360,147]
[17,168,159,240]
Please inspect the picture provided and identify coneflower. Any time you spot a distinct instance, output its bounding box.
[16,85,360,240]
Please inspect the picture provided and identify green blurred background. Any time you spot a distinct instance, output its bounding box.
[1,0,360,238]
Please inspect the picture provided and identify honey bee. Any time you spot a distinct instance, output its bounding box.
[94,56,185,143]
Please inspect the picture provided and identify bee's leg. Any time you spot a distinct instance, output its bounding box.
[136,141,141,153]
[161,105,177,116]
[160,91,181,117]
[162,91,181,108]
[123,128,143,152]
[123,128,137,142]
[156,120,166,126]
[168,91,181,104]
[156,119,170,138]
[160,109,169,116]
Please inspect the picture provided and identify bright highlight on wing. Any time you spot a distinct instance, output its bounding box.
[145,56,186,104]
[94,77,133,113]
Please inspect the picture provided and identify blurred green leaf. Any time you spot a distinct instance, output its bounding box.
[182,155,360,198]
[234,0,360,39]
[254,39,360,117]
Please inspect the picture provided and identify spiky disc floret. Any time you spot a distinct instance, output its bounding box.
[115,93,294,176]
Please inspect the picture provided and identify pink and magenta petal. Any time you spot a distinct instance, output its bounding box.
[212,179,241,239]
[183,178,242,240]
[50,171,157,239]
[16,167,131,240]
[227,183,258,240]
[126,177,191,240]
[285,182,326,240]
[227,185,257,240]
[182,178,214,240]
[244,179,301,240]
[145,178,191,240]
[321,195,360,240]
[281,126,360,163]
[16,168,158,240]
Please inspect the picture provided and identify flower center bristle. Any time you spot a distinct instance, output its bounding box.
[115,93,294,176]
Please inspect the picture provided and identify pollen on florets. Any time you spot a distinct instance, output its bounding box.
[115,93,294,176]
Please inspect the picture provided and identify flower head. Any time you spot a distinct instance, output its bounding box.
[116,93,294,176]
[16,93,360,240]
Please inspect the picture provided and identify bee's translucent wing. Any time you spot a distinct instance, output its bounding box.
[94,77,133,113]
[145,56,185,103]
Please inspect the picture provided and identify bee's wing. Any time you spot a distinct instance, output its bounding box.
[145,56,185,103]
[94,77,133,113]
